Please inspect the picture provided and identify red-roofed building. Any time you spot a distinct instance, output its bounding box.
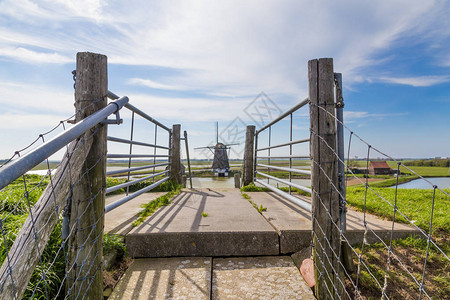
[369,161,392,175]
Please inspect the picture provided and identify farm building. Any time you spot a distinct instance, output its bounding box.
[369,161,392,175]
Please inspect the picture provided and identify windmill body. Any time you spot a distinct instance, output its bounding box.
[195,122,237,177]
[211,142,230,177]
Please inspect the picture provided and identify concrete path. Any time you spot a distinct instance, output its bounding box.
[106,188,418,299]
[105,192,165,235]
[105,188,418,257]
[126,189,279,257]
[109,256,315,299]
[246,191,418,253]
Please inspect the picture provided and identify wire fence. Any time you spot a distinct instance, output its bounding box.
[0,52,178,299]
[308,58,449,299]
[0,98,110,299]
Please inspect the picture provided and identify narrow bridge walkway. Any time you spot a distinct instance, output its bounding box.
[105,189,416,299]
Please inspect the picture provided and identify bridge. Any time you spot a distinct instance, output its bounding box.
[0,52,444,300]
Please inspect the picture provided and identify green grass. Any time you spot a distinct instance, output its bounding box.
[1,174,169,298]
[346,186,450,234]
[240,183,270,192]
[346,184,450,298]
[398,166,450,177]
[241,192,267,214]
[132,181,182,227]
[103,234,126,256]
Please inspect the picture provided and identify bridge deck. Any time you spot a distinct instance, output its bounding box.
[105,188,417,299]
[106,188,417,257]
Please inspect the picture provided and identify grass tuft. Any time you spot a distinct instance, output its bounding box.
[132,181,182,227]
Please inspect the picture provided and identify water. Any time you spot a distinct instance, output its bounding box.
[392,177,450,189]
[27,169,56,176]
[191,177,311,189]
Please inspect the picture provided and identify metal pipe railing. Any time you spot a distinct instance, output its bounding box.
[255,179,312,212]
[257,97,309,133]
[105,177,170,213]
[107,136,170,150]
[107,154,169,159]
[0,96,129,190]
[257,163,311,175]
[257,155,310,160]
[108,90,170,132]
[125,103,171,132]
[255,171,312,194]
[106,162,169,176]
[106,171,168,194]
[256,138,310,152]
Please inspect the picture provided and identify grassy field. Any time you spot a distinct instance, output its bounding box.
[0,174,177,298]
[345,186,449,298]
[0,175,64,298]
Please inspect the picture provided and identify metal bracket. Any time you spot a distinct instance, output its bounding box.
[102,110,123,125]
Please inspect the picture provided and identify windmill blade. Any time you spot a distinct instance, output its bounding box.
[216,121,219,144]
[194,146,214,150]
[223,143,240,146]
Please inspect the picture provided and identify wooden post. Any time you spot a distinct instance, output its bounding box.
[234,173,240,188]
[309,58,343,299]
[242,125,256,186]
[170,124,182,184]
[66,52,107,299]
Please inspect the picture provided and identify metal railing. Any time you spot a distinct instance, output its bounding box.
[0,52,180,299]
[0,96,129,191]
[253,97,312,212]
[104,91,172,213]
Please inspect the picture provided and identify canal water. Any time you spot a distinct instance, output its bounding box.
[191,177,311,189]
[392,177,450,189]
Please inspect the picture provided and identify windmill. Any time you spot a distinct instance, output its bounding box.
[195,122,238,177]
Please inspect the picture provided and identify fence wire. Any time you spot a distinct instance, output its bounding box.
[0,100,108,299]
[310,100,449,299]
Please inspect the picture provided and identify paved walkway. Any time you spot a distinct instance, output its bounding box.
[105,188,418,299]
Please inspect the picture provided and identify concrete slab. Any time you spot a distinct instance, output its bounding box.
[105,192,165,235]
[126,189,279,257]
[247,191,418,253]
[109,257,211,300]
[212,256,315,299]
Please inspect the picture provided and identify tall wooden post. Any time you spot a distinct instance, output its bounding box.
[67,52,107,299]
[242,125,256,186]
[170,124,182,184]
[309,58,343,299]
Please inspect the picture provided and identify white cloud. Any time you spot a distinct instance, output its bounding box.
[0,47,71,64]
[344,111,408,122]
[0,113,67,129]
[377,75,450,87]
[0,81,74,114]
[127,94,251,122]
[1,0,446,96]
[127,78,187,91]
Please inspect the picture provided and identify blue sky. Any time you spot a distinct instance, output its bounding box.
[0,0,449,160]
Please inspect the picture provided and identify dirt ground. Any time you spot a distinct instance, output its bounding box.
[346,177,385,186]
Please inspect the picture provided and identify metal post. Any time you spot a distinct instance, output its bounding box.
[253,131,259,184]
[334,73,346,232]
[153,124,158,182]
[289,113,293,194]
[183,130,193,188]
[67,52,107,300]
[126,111,135,195]
[268,126,271,184]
